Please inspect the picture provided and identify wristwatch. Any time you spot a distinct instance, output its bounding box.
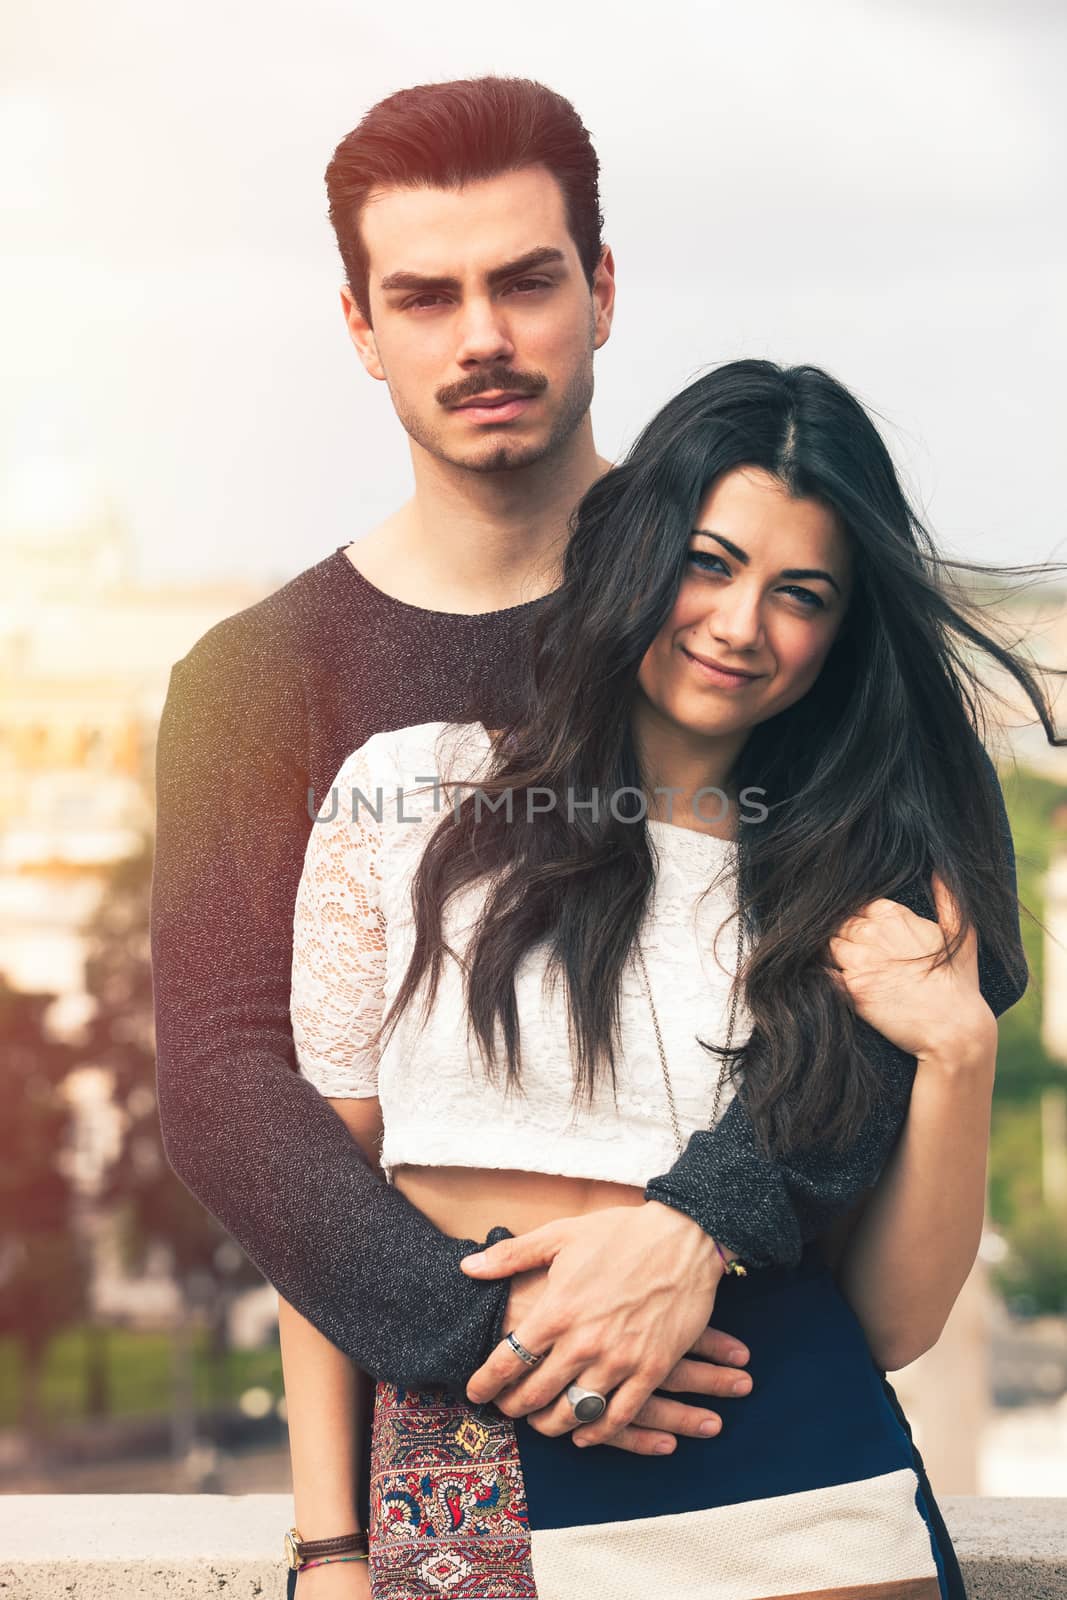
[284,1527,369,1569]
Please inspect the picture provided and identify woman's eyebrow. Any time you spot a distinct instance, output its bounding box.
[691,528,842,596]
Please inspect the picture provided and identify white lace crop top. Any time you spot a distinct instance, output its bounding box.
[290,721,751,1187]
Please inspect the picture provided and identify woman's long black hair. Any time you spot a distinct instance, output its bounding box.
[379,360,1062,1158]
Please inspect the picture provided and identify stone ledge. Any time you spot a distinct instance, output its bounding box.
[0,1494,1063,1597]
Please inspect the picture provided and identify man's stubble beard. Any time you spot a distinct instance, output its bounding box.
[387,341,596,477]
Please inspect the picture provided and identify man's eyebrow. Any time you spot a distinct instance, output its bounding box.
[378,246,567,296]
[691,529,842,595]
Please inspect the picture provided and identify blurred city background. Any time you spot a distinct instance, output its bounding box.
[2,0,1065,1507]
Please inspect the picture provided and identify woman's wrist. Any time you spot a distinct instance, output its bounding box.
[290,1511,363,1542]
[295,1558,370,1593]
[914,1010,998,1077]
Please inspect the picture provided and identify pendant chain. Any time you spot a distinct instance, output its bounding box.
[635,873,745,1160]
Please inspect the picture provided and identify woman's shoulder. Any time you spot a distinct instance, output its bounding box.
[382,719,495,783]
[326,720,495,825]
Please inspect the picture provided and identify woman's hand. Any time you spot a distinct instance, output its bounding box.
[827,870,997,1061]
[461,1200,725,1448]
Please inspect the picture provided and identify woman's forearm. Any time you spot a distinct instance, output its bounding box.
[834,1021,998,1372]
[278,1292,365,1533]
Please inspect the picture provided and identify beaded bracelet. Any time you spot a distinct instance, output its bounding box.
[301,1552,370,1570]
[715,1239,747,1277]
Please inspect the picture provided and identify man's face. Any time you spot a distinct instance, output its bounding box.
[343,165,614,474]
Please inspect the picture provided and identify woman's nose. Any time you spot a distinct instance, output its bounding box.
[702,592,764,652]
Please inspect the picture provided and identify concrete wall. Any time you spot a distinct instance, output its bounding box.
[2,1494,1065,1598]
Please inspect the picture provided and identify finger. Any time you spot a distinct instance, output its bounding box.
[626,1393,724,1438]
[930,870,957,936]
[930,869,973,956]
[460,1223,562,1279]
[520,1394,587,1437]
[573,1375,658,1449]
[465,1328,556,1406]
[590,1422,679,1455]
[480,1332,592,1414]
[524,1388,726,1452]
[489,1357,582,1417]
[509,1360,623,1436]
[659,1356,752,1399]
[687,1327,749,1366]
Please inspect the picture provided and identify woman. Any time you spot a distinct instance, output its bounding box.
[282,361,1053,1598]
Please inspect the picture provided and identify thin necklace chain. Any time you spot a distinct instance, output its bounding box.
[635,873,744,1159]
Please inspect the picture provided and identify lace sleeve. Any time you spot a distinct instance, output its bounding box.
[290,742,387,1098]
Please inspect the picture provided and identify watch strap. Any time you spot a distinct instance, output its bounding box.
[287,1528,368,1568]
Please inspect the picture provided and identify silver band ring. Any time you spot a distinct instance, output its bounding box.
[566,1383,608,1423]
[504,1331,544,1368]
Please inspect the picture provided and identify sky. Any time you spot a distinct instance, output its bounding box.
[2,0,1065,588]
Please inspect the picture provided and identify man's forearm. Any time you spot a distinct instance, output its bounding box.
[155,1031,514,1392]
[151,644,514,1395]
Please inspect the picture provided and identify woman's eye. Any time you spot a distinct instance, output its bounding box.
[687,551,727,573]
[781,586,825,610]
[687,552,825,611]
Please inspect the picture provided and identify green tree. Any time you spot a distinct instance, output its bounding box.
[81,836,264,1413]
[0,980,87,1435]
[990,762,1067,1303]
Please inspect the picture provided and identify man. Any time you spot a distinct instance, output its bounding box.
[152,75,752,1474]
[152,76,972,1592]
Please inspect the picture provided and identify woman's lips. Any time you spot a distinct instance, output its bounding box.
[682,647,762,688]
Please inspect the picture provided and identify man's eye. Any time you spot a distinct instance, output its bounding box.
[403,279,551,312]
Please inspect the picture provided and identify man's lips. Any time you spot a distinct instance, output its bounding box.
[682,647,763,685]
[451,392,537,424]
[453,390,531,408]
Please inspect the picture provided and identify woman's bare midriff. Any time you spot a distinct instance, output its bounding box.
[393,1165,648,1241]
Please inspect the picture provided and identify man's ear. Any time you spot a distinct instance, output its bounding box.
[592,243,616,353]
[340,284,386,381]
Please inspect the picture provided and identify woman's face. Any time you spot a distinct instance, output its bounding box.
[637,466,853,743]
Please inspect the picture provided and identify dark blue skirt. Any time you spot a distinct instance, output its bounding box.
[355,1246,958,1598]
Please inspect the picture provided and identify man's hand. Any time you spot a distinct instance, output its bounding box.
[460,1201,732,1449]
[500,1265,751,1454]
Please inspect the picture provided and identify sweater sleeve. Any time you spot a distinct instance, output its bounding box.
[150,627,512,1393]
[644,747,1029,1267]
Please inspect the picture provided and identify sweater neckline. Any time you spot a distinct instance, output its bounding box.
[332,545,555,622]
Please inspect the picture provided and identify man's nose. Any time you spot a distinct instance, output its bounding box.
[454,297,516,367]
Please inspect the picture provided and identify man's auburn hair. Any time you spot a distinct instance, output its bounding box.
[324,75,605,322]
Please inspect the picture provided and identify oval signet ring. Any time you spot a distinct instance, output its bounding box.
[504,1331,544,1368]
[566,1383,608,1423]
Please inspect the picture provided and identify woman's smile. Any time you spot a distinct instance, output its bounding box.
[680,645,764,689]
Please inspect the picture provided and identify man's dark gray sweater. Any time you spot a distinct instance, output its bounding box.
[151,546,1028,1397]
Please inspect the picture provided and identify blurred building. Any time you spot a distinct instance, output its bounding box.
[0,448,266,999]
[1,451,268,1325]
